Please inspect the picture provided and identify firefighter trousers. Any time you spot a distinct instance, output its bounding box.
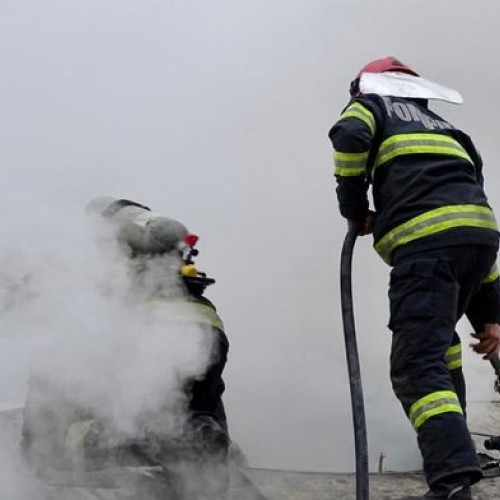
[389,244,498,487]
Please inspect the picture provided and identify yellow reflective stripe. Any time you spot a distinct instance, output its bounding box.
[192,303,225,332]
[64,419,96,456]
[340,103,376,135]
[409,390,463,430]
[147,300,225,332]
[334,151,369,177]
[375,133,473,169]
[447,359,462,371]
[482,264,499,284]
[375,205,498,264]
[445,344,462,371]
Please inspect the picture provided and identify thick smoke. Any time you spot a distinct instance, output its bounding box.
[0,199,216,498]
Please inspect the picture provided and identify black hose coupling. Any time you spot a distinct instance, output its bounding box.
[484,436,500,451]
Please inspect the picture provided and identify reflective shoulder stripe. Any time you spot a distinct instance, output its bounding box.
[482,264,500,285]
[409,390,463,430]
[375,205,498,264]
[445,343,462,371]
[192,302,225,333]
[147,299,225,333]
[334,150,369,177]
[374,133,473,171]
[339,102,376,135]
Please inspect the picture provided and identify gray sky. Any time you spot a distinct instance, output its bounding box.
[1,0,500,475]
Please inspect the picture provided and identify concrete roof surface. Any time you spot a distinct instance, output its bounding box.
[2,408,500,499]
[245,468,500,500]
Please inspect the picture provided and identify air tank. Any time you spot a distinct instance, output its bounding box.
[86,196,188,255]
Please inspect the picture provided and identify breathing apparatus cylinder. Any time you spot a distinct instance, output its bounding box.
[86,196,188,255]
[86,196,215,294]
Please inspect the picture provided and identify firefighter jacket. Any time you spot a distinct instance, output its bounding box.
[329,94,499,266]
[21,293,229,473]
[146,293,229,427]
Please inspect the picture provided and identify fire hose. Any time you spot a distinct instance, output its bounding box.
[490,357,500,394]
[340,227,369,500]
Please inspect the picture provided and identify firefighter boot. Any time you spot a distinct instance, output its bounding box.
[403,479,472,499]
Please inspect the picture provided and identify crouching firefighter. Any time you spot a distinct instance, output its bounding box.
[21,196,231,499]
[329,57,500,499]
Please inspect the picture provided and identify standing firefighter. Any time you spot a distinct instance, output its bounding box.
[22,197,230,499]
[329,57,500,499]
